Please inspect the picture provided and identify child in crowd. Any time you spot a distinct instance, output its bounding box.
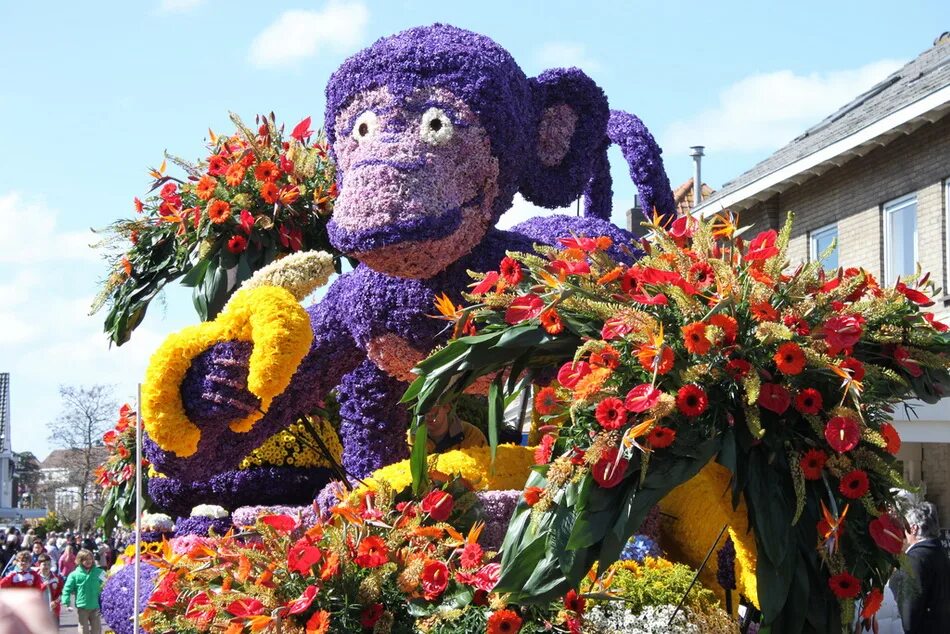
[35,553,64,626]
[62,549,106,634]
[0,550,43,589]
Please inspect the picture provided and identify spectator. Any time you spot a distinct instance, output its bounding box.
[0,535,18,573]
[34,554,63,627]
[81,534,96,554]
[96,543,112,571]
[29,539,45,566]
[889,501,950,633]
[0,551,42,589]
[408,404,487,453]
[19,529,34,550]
[58,545,77,579]
[62,549,106,634]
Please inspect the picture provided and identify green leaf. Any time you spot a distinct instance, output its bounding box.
[487,378,503,466]
[410,420,429,496]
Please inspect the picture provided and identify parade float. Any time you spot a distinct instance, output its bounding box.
[92,24,950,634]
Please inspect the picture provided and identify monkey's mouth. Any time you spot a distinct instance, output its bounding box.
[328,190,486,254]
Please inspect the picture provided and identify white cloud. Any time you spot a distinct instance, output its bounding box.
[495,194,574,231]
[157,0,206,13]
[249,1,369,68]
[0,192,97,264]
[663,59,905,154]
[534,41,602,73]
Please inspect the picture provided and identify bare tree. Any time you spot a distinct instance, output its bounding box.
[47,385,116,531]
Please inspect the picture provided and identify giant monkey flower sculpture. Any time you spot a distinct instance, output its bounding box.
[141,24,675,503]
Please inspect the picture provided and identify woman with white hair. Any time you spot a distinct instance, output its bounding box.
[888,501,950,633]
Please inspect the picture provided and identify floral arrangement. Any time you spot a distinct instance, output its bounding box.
[96,404,153,534]
[140,512,174,534]
[190,504,229,518]
[239,416,343,470]
[138,475,580,634]
[91,112,340,345]
[101,562,160,634]
[405,212,950,632]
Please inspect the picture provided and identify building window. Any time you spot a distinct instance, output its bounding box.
[809,223,838,270]
[883,194,917,283]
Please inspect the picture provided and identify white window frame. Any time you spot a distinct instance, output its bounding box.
[809,222,838,268]
[883,193,918,283]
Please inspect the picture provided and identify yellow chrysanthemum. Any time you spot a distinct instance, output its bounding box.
[659,460,759,610]
[239,416,342,469]
[142,286,313,457]
[362,445,536,494]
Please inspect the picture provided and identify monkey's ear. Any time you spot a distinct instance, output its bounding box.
[520,68,609,209]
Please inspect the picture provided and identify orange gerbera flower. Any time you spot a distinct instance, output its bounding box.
[206,199,231,224]
[224,163,246,187]
[749,301,778,321]
[487,609,523,634]
[254,160,281,182]
[305,610,331,634]
[260,181,279,204]
[637,344,674,375]
[707,313,738,344]
[774,342,805,375]
[681,321,711,355]
[539,309,563,335]
[573,367,612,401]
[597,266,623,285]
[196,175,217,201]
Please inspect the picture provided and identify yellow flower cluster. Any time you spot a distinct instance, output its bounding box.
[239,417,342,469]
[659,460,759,611]
[362,445,536,494]
[142,286,313,457]
[226,250,336,307]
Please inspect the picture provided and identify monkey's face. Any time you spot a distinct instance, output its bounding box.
[329,86,500,278]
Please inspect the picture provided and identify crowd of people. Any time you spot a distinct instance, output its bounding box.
[0,527,111,634]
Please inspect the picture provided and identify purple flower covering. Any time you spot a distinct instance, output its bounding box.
[603,110,676,222]
[101,562,158,634]
[716,534,737,591]
[174,515,233,538]
[136,530,172,544]
[231,504,319,529]
[476,489,520,550]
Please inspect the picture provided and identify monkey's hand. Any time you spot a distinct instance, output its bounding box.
[141,286,314,459]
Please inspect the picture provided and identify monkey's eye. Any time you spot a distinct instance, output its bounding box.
[351,111,378,141]
[419,108,454,145]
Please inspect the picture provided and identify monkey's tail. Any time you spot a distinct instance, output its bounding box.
[582,110,676,225]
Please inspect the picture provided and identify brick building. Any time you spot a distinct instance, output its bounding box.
[694,34,950,523]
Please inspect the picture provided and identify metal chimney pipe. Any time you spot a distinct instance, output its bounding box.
[689,146,705,209]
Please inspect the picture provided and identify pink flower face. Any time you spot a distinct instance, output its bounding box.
[331,87,500,278]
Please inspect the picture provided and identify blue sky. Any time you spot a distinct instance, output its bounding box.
[0,0,944,460]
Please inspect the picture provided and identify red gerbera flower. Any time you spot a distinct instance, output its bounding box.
[637,344,675,375]
[359,604,384,629]
[354,535,389,568]
[758,383,791,415]
[648,426,676,448]
[534,387,559,416]
[459,542,485,569]
[676,385,708,417]
[259,181,279,204]
[861,588,884,619]
[825,416,860,453]
[774,342,805,375]
[687,261,715,289]
[682,321,711,355]
[725,358,752,380]
[594,397,627,430]
[783,314,810,336]
[880,422,901,455]
[794,388,823,415]
[539,309,564,335]
[534,433,555,464]
[839,469,870,499]
[499,256,523,285]
[749,301,779,321]
[564,589,586,614]
[828,572,862,599]
[590,345,620,369]
[487,609,523,634]
[800,449,827,480]
[708,314,738,344]
[227,234,248,254]
[839,357,865,381]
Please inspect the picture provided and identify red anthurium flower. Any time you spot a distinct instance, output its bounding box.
[557,361,591,389]
[825,416,860,453]
[227,597,266,618]
[284,585,318,615]
[287,538,322,575]
[591,447,628,489]
[923,312,949,332]
[601,315,636,340]
[869,514,904,554]
[594,397,627,430]
[354,535,389,568]
[839,469,870,499]
[260,514,297,533]
[895,281,934,306]
[290,116,314,142]
[559,236,598,251]
[669,215,697,241]
[839,357,865,381]
[504,294,545,324]
[420,490,454,522]
[629,290,669,305]
[239,209,255,234]
[828,572,862,599]
[421,560,450,600]
[861,588,884,619]
[880,422,901,455]
[758,383,791,415]
[185,592,215,627]
[624,384,660,413]
[894,346,923,377]
[360,604,384,629]
[745,230,779,261]
[471,270,500,295]
[474,563,501,592]
[800,449,827,480]
[823,314,864,354]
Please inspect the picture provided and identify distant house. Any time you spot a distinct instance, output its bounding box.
[40,447,108,514]
[694,34,950,523]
